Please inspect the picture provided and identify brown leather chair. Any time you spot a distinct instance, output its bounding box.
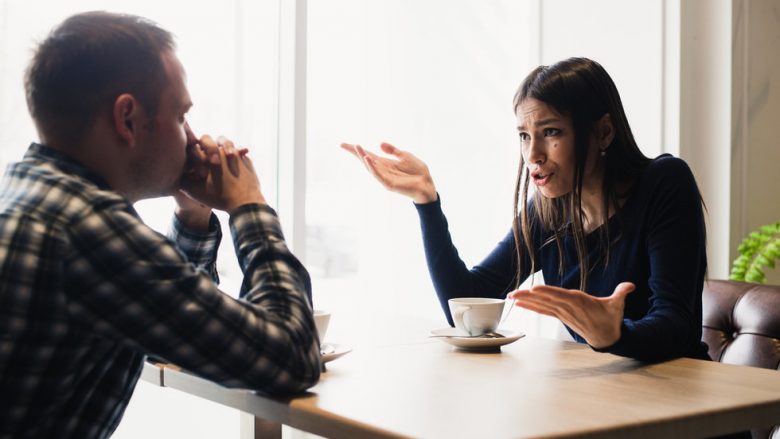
[702,279,780,439]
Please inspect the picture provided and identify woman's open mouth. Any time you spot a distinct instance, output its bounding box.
[532,170,553,187]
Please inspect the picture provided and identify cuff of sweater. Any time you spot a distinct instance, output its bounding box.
[590,320,634,355]
[413,192,442,214]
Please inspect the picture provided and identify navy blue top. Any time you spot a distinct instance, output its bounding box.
[415,155,710,362]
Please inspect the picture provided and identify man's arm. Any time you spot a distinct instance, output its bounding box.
[168,205,222,283]
[65,201,320,395]
[66,136,320,394]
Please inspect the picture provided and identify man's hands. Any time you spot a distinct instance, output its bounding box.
[508,282,635,349]
[341,142,438,204]
[173,190,212,232]
[180,135,265,215]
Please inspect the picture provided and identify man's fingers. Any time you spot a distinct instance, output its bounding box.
[199,134,217,150]
[213,137,238,175]
[187,143,208,164]
[226,152,240,177]
[199,135,222,165]
[218,136,237,156]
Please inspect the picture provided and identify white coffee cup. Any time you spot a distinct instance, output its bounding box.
[448,298,512,336]
[313,310,331,344]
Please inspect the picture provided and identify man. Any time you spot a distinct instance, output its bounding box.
[0,11,320,438]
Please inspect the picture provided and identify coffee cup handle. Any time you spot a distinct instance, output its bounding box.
[499,297,517,325]
[452,305,471,335]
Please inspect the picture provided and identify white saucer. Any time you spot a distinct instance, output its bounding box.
[321,343,352,363]
[429,328,525,350]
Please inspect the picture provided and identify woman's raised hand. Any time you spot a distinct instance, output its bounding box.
[340,142,438,204]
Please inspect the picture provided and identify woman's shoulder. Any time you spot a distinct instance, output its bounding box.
[629,154,701,209]
[643,154,696,182]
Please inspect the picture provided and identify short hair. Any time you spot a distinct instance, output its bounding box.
[25,11,175,147]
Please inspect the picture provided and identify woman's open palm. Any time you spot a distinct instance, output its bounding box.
[508,282,636,349]
[341,142,437,204]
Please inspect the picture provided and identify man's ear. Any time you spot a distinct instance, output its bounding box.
[597,113,615,150]
[112,94,140,148]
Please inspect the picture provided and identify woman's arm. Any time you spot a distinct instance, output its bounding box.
[342,142,532,325]
[604,158,708,361]
[417,196,532,325]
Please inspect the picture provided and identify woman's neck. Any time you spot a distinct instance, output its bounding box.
[580,172,608,234]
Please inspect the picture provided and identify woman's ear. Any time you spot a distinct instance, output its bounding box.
[597,113,615,151]
[112,94,140,148]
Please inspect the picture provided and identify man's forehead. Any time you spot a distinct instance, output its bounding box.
[160,50,191,105]
[161,50,186,81]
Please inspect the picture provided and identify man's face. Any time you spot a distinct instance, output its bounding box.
[136,50,195,197]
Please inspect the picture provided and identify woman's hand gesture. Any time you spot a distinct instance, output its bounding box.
[341,142,438,204]
[508,282,636,349]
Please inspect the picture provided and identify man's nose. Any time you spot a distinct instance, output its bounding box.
[184,121,197,146]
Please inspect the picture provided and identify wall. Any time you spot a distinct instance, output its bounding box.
[672,0,780,284]
[732,0,780,285]
[677,0,733,280]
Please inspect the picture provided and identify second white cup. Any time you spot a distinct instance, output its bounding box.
[313,309,331,344]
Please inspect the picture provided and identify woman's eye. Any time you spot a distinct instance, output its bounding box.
[519,132,530,142]
[543,128,560,136]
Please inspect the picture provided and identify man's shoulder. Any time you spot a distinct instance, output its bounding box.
[1,159,129,225]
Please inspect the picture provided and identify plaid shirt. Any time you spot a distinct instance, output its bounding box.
[0,143,320,439]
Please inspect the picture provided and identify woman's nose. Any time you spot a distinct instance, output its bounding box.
[526,138,545,164]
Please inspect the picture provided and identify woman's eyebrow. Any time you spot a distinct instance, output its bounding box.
[517,118,561,131]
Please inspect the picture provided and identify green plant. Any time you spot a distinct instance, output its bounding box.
[730,221,780,283]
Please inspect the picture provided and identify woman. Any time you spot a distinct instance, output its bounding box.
[342,57,709,362]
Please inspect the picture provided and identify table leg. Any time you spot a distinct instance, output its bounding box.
[240,412,282,439]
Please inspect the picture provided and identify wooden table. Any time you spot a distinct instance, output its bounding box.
[141,312,780,438]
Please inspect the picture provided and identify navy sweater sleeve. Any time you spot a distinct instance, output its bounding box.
[415,195,534,325]
[595,156,709,361]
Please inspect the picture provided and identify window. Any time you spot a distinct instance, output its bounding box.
[306,0,535,323]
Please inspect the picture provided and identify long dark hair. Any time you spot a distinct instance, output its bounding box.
[511,57,651,290]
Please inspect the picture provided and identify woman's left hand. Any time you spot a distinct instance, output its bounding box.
[508,282,635,349]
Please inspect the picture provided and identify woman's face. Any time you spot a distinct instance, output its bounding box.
[516,98,603,199]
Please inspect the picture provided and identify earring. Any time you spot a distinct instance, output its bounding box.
[600,149,606,157]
